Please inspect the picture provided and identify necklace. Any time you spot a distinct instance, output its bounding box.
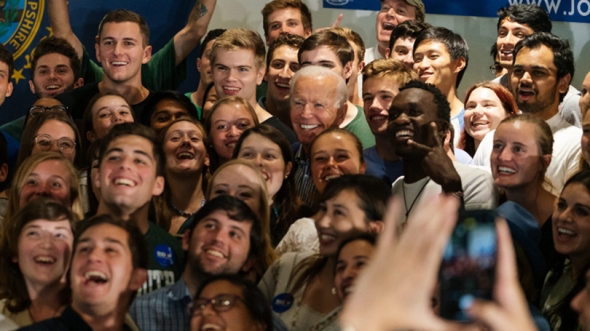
[168,200,203,218]
[402,178,431,217]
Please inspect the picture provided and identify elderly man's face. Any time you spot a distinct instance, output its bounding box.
[290,74,345,147]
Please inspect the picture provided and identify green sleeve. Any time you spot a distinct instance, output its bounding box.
[80,46,104,85]
[142,38,187,90]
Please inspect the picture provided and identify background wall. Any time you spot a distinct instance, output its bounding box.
[0,0,588,124]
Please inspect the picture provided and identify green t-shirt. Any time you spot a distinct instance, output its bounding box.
[345,105,375,149]
[184,91,202,120]
[139,221,185,296]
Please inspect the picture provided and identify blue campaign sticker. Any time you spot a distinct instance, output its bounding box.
[272,293,295,313]
[154,244,174,267]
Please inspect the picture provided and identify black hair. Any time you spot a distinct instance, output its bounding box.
[98,122,164,176]
[266,33,305,69]
[199,29,226,58]
[0,43,14,75]
[413,27,469,88]
[74,213,148,270]
[186,195,262,260]
[31,37,81,81]
[496,4,552,34]
[0,131,9,192]
[513,32,575,84]
[298,30,353,69]
[142,90,198,126]
[399,79,451,124]
[195,274,272,331]
[335,232,377,272]
[388,20,431,51]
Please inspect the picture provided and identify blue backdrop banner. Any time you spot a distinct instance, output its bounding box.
[323,0,590,24]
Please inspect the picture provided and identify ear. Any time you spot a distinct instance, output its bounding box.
[204,153,211,168]
[342,61,353,80]
[303,28,312,39]
[542,154,552,172]
[0,163,8,183]
[142,45,152,64]
[369,220,385,234]
[284,161,293,178]
[29,80,36,95]
[385,48,391,59]
[256,65,265,86]
[196,57,202,71]
[95,36,101,63]
[74,77,84,88]
[241,256,256,273]
[152,175,165,196]
[182,230,191,251]
[359,161,367,175]
[5,81,12,98]
[452,56,466,75]
[357,60,365,74]
[87,130,97,143]
[128,268,148,292]
[557,73,571,95]
[334,102,348,128]
[94,167,102,189]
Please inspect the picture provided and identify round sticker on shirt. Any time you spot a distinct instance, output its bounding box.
[154,244,174,267]
[272,293,294,313]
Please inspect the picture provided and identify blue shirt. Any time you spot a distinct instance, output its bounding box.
[362,146,404,186]
[130,278,192,331]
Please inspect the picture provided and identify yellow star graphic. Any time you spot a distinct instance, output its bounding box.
[12,68,25,84]
[47,27,53,36]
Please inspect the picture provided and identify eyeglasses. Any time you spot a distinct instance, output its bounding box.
[34,134,76,153]
[188,294,245,316]
[489,63,503,75]
[29,105,68,117]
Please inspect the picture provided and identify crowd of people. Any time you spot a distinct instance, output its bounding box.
[0,0,589,330]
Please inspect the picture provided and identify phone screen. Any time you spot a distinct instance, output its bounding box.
[439,209,497,322]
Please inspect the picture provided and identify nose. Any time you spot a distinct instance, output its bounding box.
[315,210,331,229]
[497,146,512,162]
[370,97,382,111]
[40,232,55,249]
[342,264,358,282]
[227,125,240,137]
[300,103,313,119]
[520,71,532,84]
[402,53,414,67]
[113,42,123,56]
[279,65,291,79]
[254,153,264,167]
[326,156,336,168]
[36,183,51,197]
[419,57,430,71]
[112,112,123,123]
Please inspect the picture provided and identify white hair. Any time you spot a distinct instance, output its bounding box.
[290,66,348,109]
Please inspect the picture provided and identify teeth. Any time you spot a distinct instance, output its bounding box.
[498,166,516,174]
[35,256,55,263]
[111,61,127,65]
[558,228,575,235]
[226,142,236,148]
[344,286,354,294]
[85,271,107,281]
[323,175,341,181]
[177,152,194,159]
[320,234,336,242]
[370,116,387,121]
[300,124,319,130]
[114,178,135,186]
[46,85,59,90]
[206,250,225,258]
[472,121,487,126]
[224,87,239,91]
[396,130,413,138]
[383,22,395,30]
[201,324,221,331]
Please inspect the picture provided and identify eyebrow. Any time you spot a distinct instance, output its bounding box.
[105,147,153,160]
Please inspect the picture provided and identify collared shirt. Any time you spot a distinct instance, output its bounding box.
[129,278,192,331]
[293,143,317,206]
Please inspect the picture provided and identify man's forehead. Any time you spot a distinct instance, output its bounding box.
[499,17,532,30]
[78,223,129,245]
[100,21,143,40]
[107,135,155,156]
[270,7,302,20]
[514,45,555,67]
[395,87,434,104]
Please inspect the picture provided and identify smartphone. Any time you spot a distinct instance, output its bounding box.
[439,209,497,322]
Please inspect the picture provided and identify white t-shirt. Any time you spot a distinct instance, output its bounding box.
[391,162,497,225]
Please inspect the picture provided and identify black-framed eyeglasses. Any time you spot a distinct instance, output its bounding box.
[34,134,76,153]
[489,63,503,75]
[188,294,245,316]
[29,105,68,117]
